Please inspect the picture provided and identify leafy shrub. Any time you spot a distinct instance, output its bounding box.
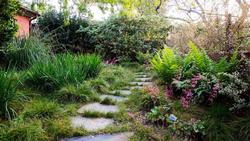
[25,53,102,92]
[0,0,20,47]
[38,11,91,53]
[0,120,48,141]
[218,72,249,111]
[83,15,169,61]
[5,34,50,69]
[22,99,62,119]
[0,71,26,119]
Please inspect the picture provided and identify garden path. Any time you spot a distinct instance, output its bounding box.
[61,71,153,141]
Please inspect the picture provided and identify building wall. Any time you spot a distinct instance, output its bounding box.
[15,15,30,37]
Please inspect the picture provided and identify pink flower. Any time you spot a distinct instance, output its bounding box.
[181,89,193,108]
[165,85,173,98]
[191,74,202,88]
[208,83,220,103]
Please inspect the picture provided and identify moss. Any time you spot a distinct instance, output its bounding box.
[100,97,116,105]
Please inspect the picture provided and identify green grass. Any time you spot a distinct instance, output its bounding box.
[0,120,48,141]
[80,111,117,118]
[45,117,87,140]
[25,53,102,92]
[21,99,63,120]
[5,35,50,69]
[0,71,27,120]
[100,97,116,105]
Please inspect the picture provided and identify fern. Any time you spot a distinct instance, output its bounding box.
[151,47,180,83]
[184,41,213,72]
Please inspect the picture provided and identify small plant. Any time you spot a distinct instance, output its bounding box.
[146,105,171,126]
[81,111,116,118]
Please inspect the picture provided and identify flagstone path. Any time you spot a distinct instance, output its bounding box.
[61,71,153,141]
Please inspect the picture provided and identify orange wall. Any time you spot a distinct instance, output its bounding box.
[15,15,30,37]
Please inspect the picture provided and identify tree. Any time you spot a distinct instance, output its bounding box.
[0,0,20,47]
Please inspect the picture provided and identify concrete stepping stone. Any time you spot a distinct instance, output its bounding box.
[134,72,145,75]
[77,103,119,114]
[71,116,114,132]
[130,82,153,86]
[135,74,148,78]
[135,77,152,82]
[61,132,134,141]
[100,95,128,102]
[117,90,132,96]
[130,86,144,90]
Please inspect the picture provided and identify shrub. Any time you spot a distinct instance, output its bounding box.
[5,34,50,69]
[0,71,26,119]
[22,99,62,119]
[0,120,48,141]
[0,0,20,47]
[37,11,91,53]
[83,15,169,61]
[25,53,102,92]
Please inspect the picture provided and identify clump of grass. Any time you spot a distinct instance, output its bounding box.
[80,111,116,118]
[205,104,234,141]
[56,85,89,103]
[5,34,50,69]
[100,97,116,105]
[99,65,134,90]
[0,71,27,120]
[22,99,62,119]
[45,117,87,140]
[0,120,48,141]
[25,53,102,92]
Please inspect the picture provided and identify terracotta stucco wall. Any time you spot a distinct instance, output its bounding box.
[15,15,30,37]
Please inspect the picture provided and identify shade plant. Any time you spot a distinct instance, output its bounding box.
[151,41,239,108]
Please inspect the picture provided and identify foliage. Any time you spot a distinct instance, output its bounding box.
[151,47,180,83]
[0,71,26,120]
[25,53,102,92]
[4,34,50,69]
[37,11,91,53]
[22,99,62,119]
[146,105,171,125]
[169,119,206,141]
[0,0,20,47]
[0,120,48,141]
[83,15,169,61]
[218,72,249,111]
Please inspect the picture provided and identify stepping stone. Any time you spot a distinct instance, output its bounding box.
[71,116,114,132]
[130,86,144,90]
[134,72,145,75]
[130,82,153,86]
[135,74,148,78]
[135,77,152,82]
[117,90,132,96]
[61,132,134,141]
[100,95,128,102]
[77,103,119,114]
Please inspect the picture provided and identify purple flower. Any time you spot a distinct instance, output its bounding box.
[181,89,193,108]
